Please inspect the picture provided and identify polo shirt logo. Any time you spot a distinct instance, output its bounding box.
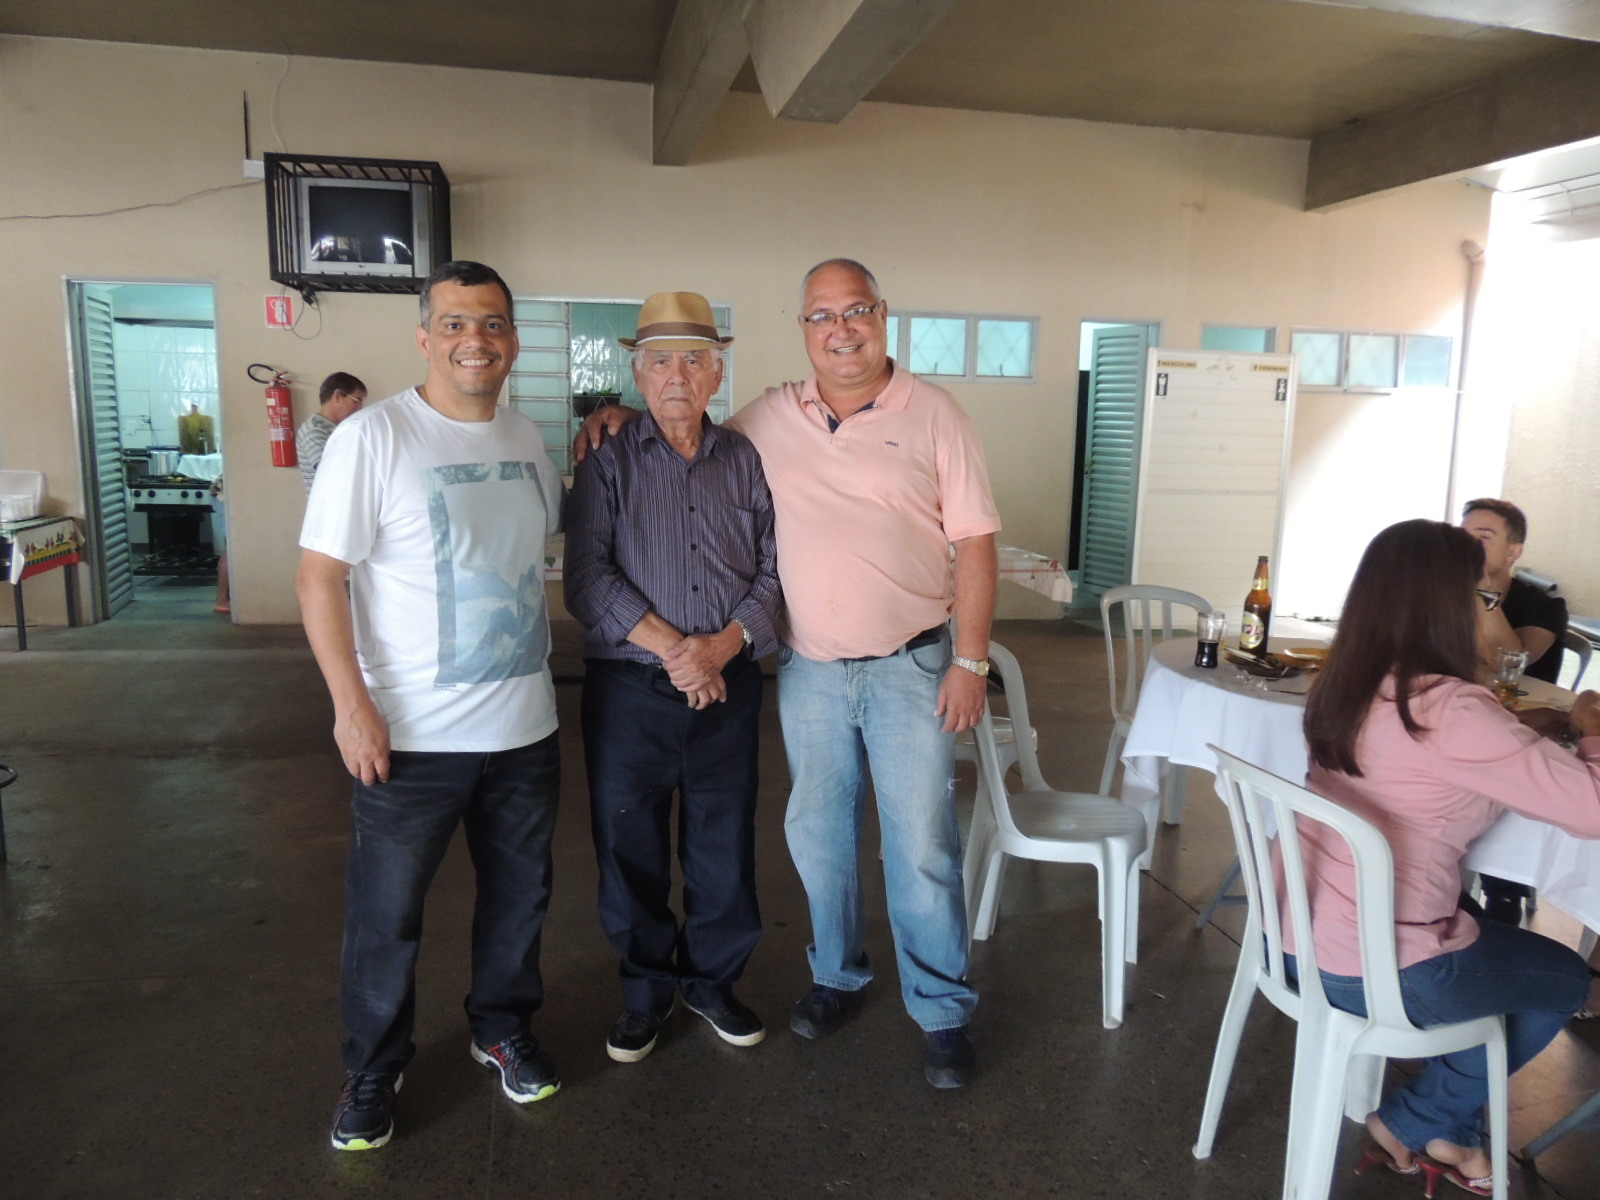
[884,440,900,447]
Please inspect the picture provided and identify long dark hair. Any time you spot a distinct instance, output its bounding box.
[1304,519,1485,776]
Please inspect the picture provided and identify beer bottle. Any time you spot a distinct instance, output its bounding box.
[1240,555,1272,654]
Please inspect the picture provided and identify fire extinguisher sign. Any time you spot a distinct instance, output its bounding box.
[265,296,295,328]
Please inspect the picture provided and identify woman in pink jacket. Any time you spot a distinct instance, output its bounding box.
[1299,519,1600,1196]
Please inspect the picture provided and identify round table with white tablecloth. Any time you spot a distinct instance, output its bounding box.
[1119,636,1600,935]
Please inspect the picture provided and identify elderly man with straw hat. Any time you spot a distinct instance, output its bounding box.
[564,291,781,1064]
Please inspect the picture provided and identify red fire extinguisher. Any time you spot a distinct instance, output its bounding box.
[250,363,298,468]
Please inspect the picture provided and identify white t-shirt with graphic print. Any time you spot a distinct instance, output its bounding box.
[300,387,565,753]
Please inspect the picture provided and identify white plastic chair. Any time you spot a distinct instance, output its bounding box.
[964,641,1148,1029]
[1193,747,1508,1200]
[1100,585,1212,864]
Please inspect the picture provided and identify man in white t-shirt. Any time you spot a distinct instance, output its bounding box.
[298,261,565,1152]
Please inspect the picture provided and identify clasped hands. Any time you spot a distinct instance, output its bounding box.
[663,633,730,710]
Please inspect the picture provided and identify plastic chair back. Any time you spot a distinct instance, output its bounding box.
[1199,747,1508,1200]
[1099,584,1213,727]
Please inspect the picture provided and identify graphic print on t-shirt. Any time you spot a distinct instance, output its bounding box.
[428,461,551,685]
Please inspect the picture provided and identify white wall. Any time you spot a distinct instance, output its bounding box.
[1476,202,1600,617]
[0,35,1492,625]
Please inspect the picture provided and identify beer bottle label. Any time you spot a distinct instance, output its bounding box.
[1241,612,1265,649]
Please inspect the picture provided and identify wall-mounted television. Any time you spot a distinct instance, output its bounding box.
[265,153,451,297]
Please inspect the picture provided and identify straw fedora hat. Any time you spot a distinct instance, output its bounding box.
[619,292,734,351]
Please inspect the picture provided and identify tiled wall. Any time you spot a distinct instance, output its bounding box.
[111,323,219,448]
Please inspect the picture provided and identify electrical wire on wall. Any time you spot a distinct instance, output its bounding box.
[0,183,257,223]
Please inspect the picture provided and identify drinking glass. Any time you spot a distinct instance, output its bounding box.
[1195,611,1227,669]
[1493,647,1529,706]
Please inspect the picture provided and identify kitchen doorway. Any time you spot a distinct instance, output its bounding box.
[67,281,225,623]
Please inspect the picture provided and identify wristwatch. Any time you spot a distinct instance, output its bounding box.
[735,620,754,651]
[952,655,990,678]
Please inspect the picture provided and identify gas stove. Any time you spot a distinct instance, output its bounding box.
[128,475,214,507]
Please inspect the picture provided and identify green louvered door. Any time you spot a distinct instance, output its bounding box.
[1076,324,1153,601]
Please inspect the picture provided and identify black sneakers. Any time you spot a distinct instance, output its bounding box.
[685,996,766,1047]
[607,1009,670,1063]
[470,1032,561,1103]
[923,1026,975,1089]
[330,1071,402,1151]
[790,983,858,1040]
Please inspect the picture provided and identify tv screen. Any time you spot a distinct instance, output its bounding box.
[298,178,430,277]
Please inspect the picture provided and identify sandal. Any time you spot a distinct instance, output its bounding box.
[1354,1137,1420,1177]
[1418,1156,1492,1198]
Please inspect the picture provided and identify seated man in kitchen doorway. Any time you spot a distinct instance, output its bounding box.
[297,371,367,493]
[1462,496,1570,926]
[298,262,565,1151]
[564,292,781,1063]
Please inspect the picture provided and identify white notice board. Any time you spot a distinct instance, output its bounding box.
[1130,349,1297,624]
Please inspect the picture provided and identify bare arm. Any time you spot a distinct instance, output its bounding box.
[296,549,390,785]
[937,532,998,734]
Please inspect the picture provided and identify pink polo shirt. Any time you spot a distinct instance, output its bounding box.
[727,363,1001,662]
[1295,675,1600,977]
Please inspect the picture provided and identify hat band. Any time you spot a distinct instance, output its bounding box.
[633,321,722,343]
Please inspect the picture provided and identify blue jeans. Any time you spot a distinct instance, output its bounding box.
[1302,920,1589,1150]
[340,734,560,1075]
[581,656,763,1013]
[778,632,976,1031]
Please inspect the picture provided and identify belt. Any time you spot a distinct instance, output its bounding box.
[841,624,946,663]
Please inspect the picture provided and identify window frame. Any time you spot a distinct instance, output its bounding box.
[888,309,1038,383]
[1290,326,1454,393]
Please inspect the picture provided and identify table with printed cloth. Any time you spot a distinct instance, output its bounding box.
[2,516,83,651]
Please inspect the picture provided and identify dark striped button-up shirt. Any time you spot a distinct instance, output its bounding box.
[563,409,780,663]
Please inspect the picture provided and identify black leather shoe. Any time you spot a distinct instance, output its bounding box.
[686,996,766,1047]
[923,1026,975,1089]
[606,1009,670,1063]
[790,984,859,1040]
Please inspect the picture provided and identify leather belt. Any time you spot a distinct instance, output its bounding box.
[841,624,946,663]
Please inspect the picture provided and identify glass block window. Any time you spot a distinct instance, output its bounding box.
[1347,333,1399,389]
[1201,325,1275,353]
[976,319,1034,378]
[1403,334,1453,387]
[908,316,967,376]
[1291,331,1343,387]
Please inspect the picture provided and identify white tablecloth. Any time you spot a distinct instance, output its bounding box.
[1121,637,1600,933]
[996,545,1073,603]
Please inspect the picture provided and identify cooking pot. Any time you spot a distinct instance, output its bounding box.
[147,447,182,476]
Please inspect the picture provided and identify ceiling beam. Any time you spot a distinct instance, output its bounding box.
[1279,0,1600,42]
[652,0,751,166]
[1306,44,1600,210]
[743,0,957,123]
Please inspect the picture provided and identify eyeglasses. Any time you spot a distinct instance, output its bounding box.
[1477,588,1503,611]
[801,301,883,328]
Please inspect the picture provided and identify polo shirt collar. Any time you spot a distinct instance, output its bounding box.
[800,358,909,416]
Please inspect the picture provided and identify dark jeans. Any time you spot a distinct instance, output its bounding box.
[581,655,762,1013]
[1293,919,1589,1150]
[340,733,560,1075]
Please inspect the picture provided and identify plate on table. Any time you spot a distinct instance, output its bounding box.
[1222,647,1300,679]
[1279,646,1329,670]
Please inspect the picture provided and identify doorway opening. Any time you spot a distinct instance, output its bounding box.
[67,281,225,623]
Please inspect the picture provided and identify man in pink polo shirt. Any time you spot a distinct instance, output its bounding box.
[580,259,1000,1087]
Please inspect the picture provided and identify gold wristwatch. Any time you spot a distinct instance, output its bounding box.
[952,655,990,677]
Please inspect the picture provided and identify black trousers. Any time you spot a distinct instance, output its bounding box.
[580,655,762,1013]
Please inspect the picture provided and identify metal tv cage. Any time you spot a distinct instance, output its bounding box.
[264,152,451,298]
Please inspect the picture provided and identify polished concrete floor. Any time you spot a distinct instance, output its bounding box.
[2,600,1596,1198]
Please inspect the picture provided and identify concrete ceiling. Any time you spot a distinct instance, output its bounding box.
[7,0,1600,208]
